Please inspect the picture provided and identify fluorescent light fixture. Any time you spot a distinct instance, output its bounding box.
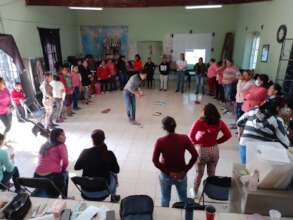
[185,5,222,10]
[69,7,103,11]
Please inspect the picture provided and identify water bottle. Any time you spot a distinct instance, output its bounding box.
[185,199,194,220]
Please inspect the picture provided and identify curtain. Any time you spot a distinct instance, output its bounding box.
[221,32,234,61]
[0,34,35,99]
[38,27,63,72]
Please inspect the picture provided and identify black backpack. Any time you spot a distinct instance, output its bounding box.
[120,195,154,220]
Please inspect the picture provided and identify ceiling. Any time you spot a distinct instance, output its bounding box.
[25,0,271,8]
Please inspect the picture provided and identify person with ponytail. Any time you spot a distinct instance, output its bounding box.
[34,128,69,198]
[237,97,290,164]
[74,129,120,202]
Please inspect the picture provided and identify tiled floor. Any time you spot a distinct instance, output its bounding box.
[3,81,239,209]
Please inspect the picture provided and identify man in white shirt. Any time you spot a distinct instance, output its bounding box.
[176,53,187,93]
[50,75,65,123]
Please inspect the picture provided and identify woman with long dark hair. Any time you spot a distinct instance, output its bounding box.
[189,103,231,198]
[237,97,290,164]
[74,129,120,202]
[34,128,69,198]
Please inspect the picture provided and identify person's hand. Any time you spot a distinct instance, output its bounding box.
[10,153,15,160]
[138,90,144,97]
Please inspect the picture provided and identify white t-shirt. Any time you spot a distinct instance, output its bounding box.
[50,81,65,99]
[176,60,187,71]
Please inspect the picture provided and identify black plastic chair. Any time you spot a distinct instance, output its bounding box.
[16,177,66,199]
[172,198,206,210]
[71,176,110,201]
[199,176,231,206]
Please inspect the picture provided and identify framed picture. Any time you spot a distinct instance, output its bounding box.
[261,44,270,63]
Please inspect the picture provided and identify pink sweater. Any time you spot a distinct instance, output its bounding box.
[242,85,267,112]
[35,144,68,174]
[235,80,254,103]
[71,71,81,88]
[207,63,217,78]
[222,66,239,85]
[0,89,11,115]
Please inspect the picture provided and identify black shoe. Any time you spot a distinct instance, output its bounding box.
[110,194,121,203]
[175,90,179,93]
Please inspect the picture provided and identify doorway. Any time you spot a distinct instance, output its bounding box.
[243,32,260,69]
[137,41,163,64]
[38,28,63,73]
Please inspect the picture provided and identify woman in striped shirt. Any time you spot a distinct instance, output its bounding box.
[237,97,290,164]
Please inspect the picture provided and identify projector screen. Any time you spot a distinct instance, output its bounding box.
[172,33,212,64]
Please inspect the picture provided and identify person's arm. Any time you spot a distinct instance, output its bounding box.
[1,150,14,173]
[108,151,120,174]
[184,137,198,172]
[237,111,250,128]
[59,144,69,171]
[188,120,201,145]
[217,120,232,144]
[275,118,290,149]
[152,140,169,174]
[74,150,87,170]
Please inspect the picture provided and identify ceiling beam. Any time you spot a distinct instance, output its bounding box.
[25,0,271,8]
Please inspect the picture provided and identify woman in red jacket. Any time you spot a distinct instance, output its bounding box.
[133,54,143,73]
[242,74,268,113]
[188,103,231,198]
[97,60,110,93]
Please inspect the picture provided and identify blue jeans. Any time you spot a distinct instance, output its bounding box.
[1,167,21,191]
[239,145,246,165]
[195,74,204,95]
[118,71,128,89]
[82,173,118,199]
[235,102,244,120]
[176,71,185,92]
[159,172,187,207]
[123,90,136,121]
[223,84,233,102]
[72,87,80,109]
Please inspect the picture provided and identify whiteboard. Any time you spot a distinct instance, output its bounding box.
[172,33,212,62]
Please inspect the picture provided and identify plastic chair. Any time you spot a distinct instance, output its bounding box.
[71,176,110,201]
[199,176,231,206]
[16,177,66,199]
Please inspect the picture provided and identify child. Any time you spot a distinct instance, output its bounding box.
[106,59,117,91]
[159,56,170,91]
[60,66,74,117]
[71,65,81,110]
[144,57,156,89]
[97,60,110,93]
[188,103,231,198]
[50,75,65,123]
[11,83,26,122]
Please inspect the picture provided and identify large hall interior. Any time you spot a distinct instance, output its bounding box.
[0,0,293,219]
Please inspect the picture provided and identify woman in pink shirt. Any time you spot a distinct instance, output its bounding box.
[242,74,269,113]
[207,58,217,96]
[215,61,225,102]
[34,128,69,198]
[106,59,117,91]
[0,78,12,136]
[71,65,81,110]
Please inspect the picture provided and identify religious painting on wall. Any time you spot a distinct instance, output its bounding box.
[80,25,128,60]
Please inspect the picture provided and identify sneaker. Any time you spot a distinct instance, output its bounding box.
[190,188,198,199]
[159,89,163,91]
[194,101,200,104]
[175,90,179,93]
[110,194,121,203]
[164,89,167,92]
[56,118,64,123]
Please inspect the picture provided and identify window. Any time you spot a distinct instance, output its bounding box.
[249,34,260,69]
[185,49,206,65]
[0,49,20,90]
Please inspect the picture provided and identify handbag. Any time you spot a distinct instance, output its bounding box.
[3,192,32,220]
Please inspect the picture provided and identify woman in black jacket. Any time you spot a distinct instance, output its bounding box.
[74,129,120,202]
